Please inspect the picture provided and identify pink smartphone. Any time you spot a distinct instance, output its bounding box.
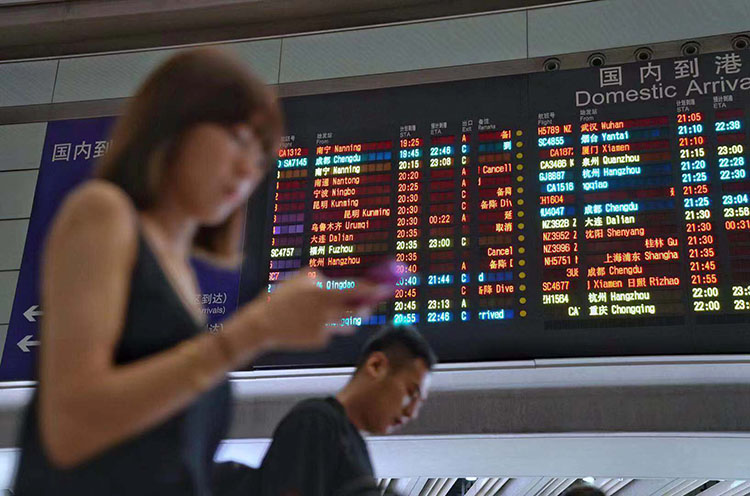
[324,258,407,307]
[361,259,405,285]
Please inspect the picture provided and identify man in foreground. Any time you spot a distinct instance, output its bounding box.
[258,324,436,496]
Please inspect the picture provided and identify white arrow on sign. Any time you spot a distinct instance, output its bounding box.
[17,335,40,353]
[23,305,43,322]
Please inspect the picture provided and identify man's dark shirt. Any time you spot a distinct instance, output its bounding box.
[259,397,377,496]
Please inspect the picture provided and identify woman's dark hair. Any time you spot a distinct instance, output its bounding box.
[356,325,437,372]
[96,47,282,260]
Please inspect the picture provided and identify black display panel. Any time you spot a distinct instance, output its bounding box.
[241,50,750,368]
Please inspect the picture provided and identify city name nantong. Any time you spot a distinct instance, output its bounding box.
[575,77,750,107]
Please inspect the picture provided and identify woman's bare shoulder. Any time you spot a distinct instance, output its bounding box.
[50,179,139,254]
[64,179,134,213]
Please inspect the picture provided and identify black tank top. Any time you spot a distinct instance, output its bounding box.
[14,232,232,496]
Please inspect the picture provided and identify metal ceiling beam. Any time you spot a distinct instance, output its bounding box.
[662,479,710,496]
[595,479,615,493]
[431,478,458,496]
[487,478,511,496]
[496,477,550,496]
[696,481,750,496]
[406,477,435,496]
[406,477,432,496]
[422,478,440,495]
[380,479,750,496]
[539,478,577,496]
[596,478,635,495]
[475,478,510,496]
[425,478,445,496]
[0,0,586,61]
[465,478,497,496]
[600,478,633,495]
[378,478,392,492]
[393,478,421,495]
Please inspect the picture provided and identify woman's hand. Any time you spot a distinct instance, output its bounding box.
[224,270,393,360]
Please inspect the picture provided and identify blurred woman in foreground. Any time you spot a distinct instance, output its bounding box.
[14,48,389,496]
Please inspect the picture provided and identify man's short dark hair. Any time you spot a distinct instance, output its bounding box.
[355,324,437,372]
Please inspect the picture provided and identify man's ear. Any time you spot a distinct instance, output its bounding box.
[363,351,390,380]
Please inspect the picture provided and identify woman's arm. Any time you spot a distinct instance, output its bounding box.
[37,181,258,468]
[38,181,387,469]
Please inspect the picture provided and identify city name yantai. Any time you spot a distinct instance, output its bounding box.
[575,77,750,107]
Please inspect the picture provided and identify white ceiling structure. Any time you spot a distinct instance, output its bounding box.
[2,358,750,492]
[213,433,750,482]
[374,477,750,496]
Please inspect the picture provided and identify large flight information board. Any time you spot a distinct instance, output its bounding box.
[8,48,750,380]
[245,49,750,367]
